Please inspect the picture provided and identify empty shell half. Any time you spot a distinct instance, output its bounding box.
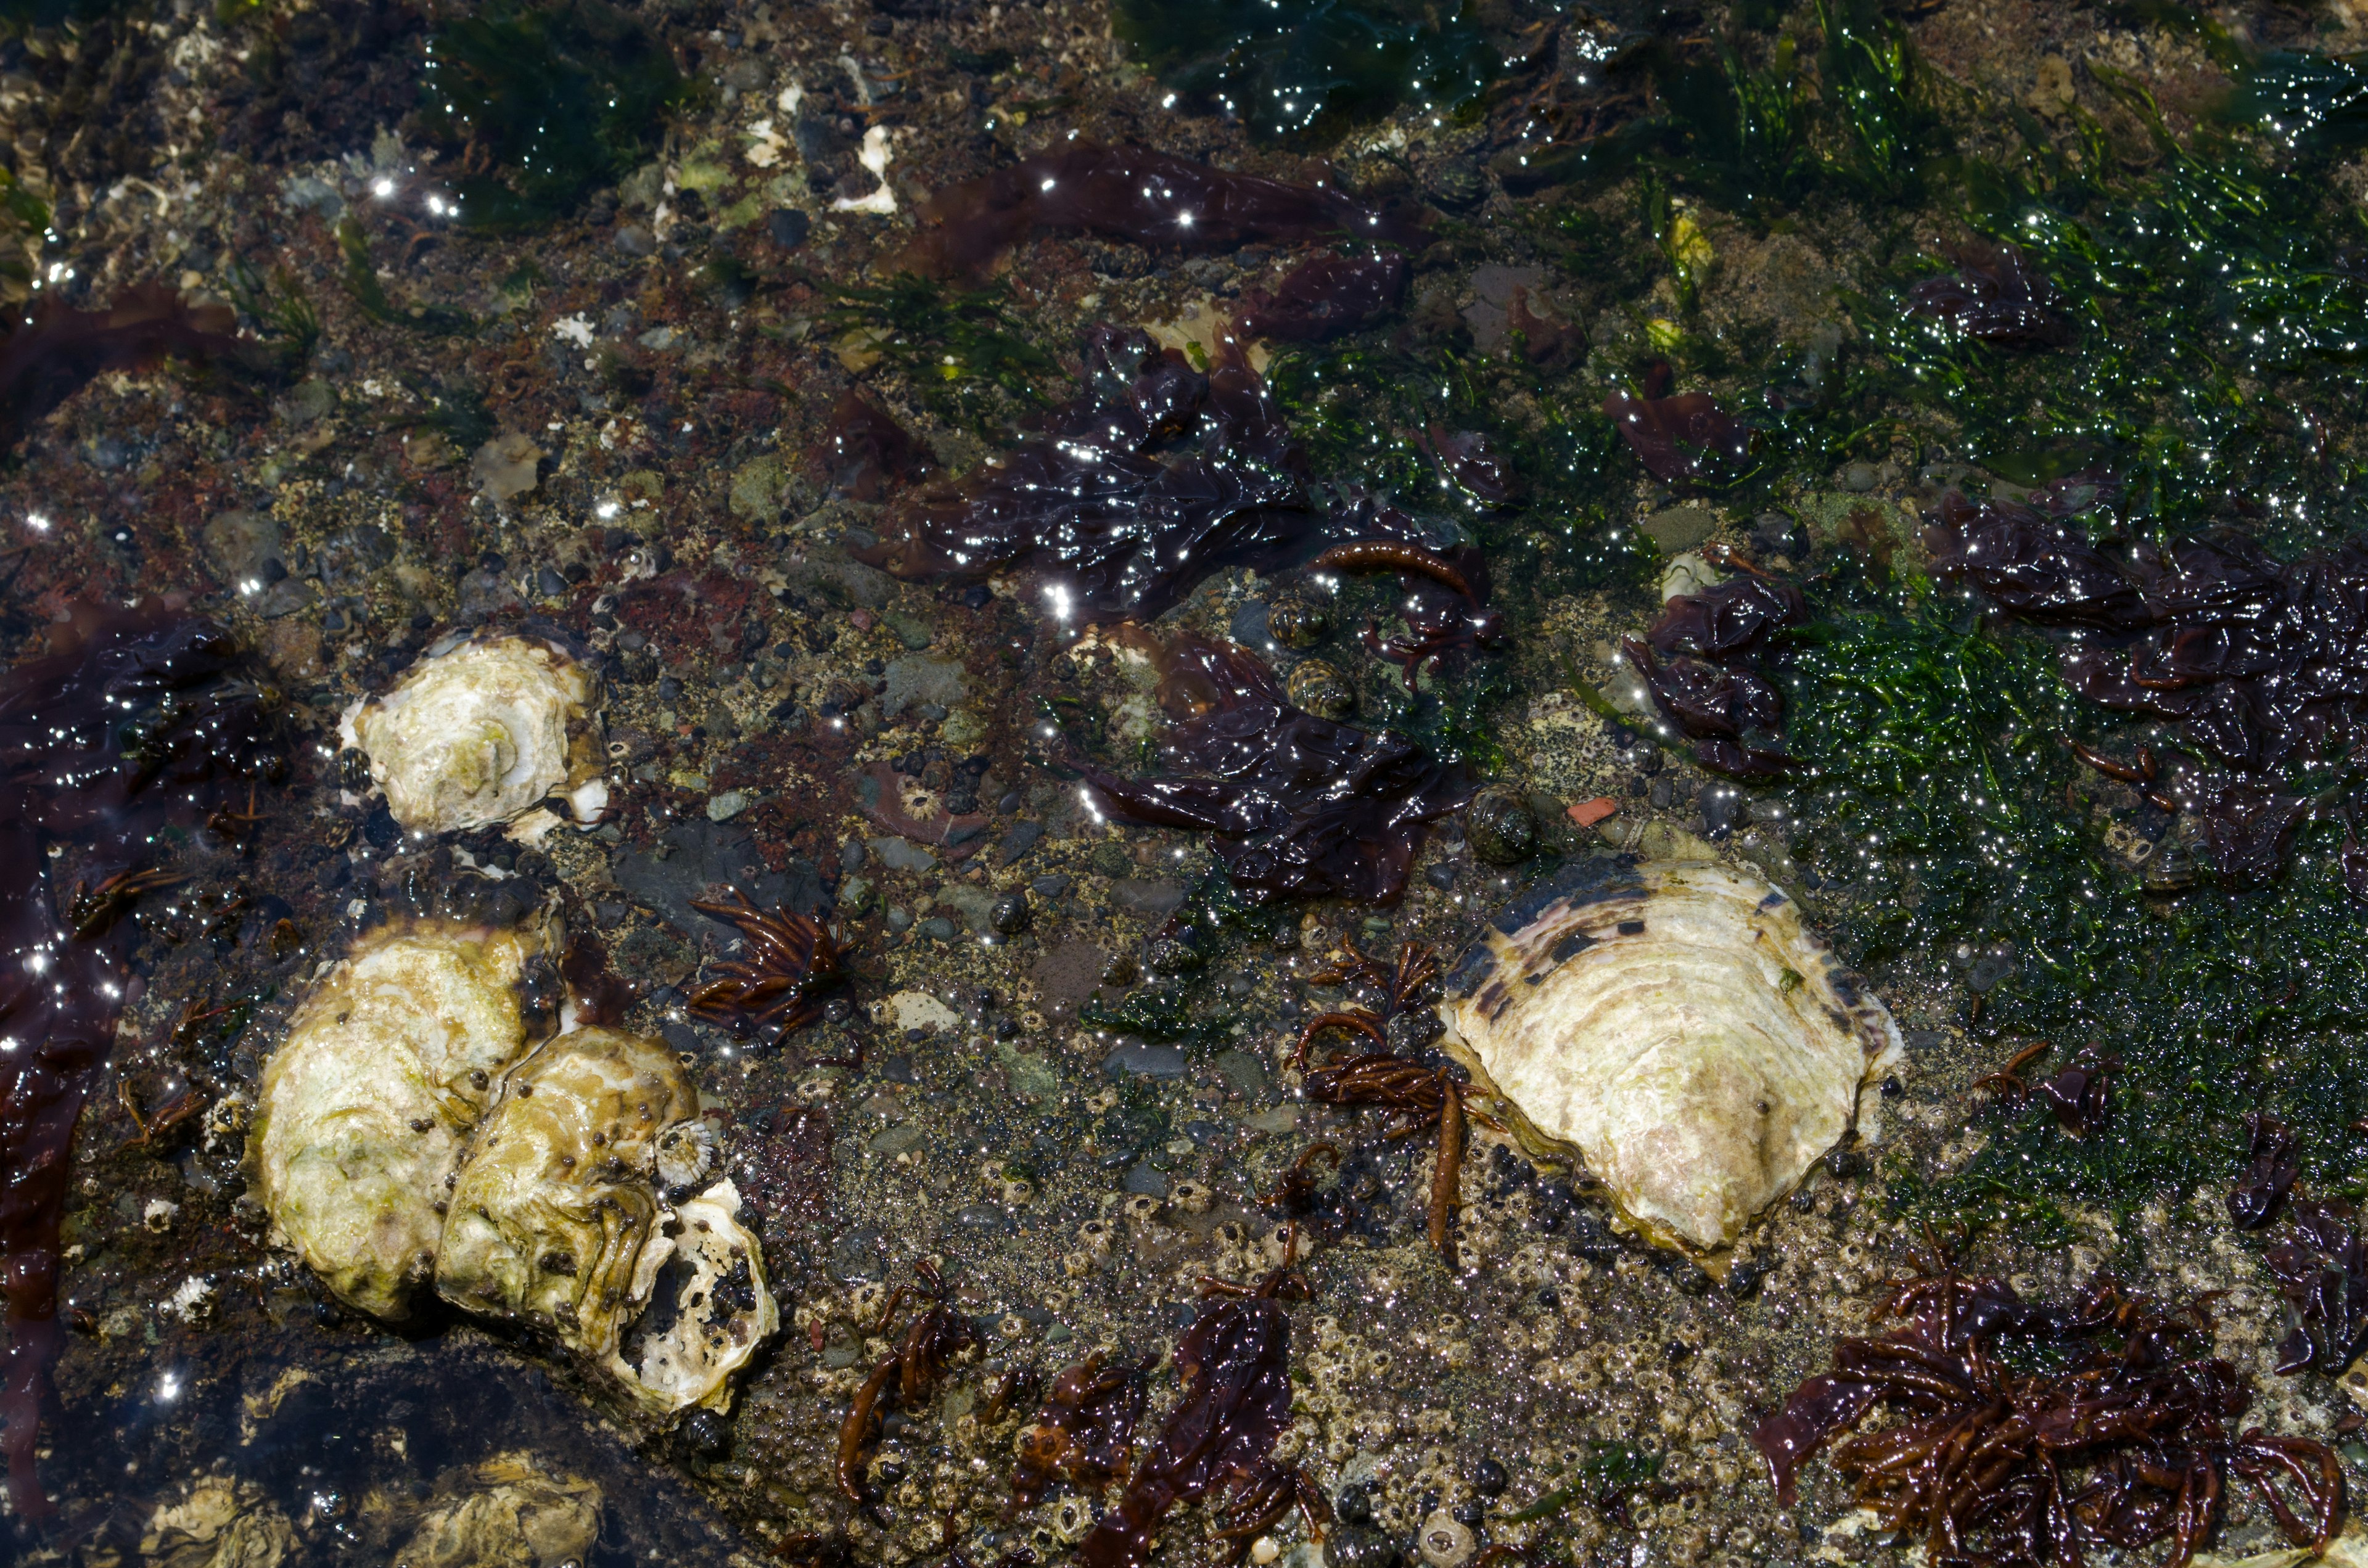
[343,631,607,835]
[1438,856,1904,1255]
[436,1027,777,1413]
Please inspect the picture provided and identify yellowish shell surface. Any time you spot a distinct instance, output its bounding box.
[436,1027,696,1358]
[253,918,551,1320]
[344,633,606,834]
[1438,856,1904,1254]
[609,1180,779,1414]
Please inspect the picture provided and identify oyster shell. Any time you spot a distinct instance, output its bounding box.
[343,631,607,835]
[253,917,554,1320]
[437,1027,778,1414]
[1439,856,1904,1254]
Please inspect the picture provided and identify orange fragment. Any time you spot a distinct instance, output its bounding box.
[1567,796,1619,827]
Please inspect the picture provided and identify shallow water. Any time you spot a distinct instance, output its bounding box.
[8,1,2368,1566]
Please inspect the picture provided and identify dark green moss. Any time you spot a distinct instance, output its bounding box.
[1111,0,1499,145]
[416,0,684,233]
[823,276,1060,432]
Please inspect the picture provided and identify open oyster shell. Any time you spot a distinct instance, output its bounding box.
[436,1027,777,1414]
[253,916,555,1320]
[1439,855,1904,1255]
[342,631,607,835]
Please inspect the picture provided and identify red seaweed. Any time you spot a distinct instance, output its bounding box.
[2229,1113,2302,1231]
[901,142,1424,281]
[821,386,934,502]
[1753,1261,2343,1568]
[1603,361,1751,485]
[1009,1349,1152,1508]
[1928,491,2368,884]
[0,284,243,453]
[857,326,1322,624]
[1623,564,1807,779]
[1905,239,2075,350]
[1073,632,1470,904]
[0,610,280,1519]
[1077,1258,1315,1568]
[2260,1199,2368,1377]
[1236,249,1407,343]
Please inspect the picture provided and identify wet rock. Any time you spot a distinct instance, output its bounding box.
[1213,1049,1268,1098]
[882,655,966,719]
[1640,504,1719,554]
[767,208,811,249]
[1229,598,1273,647]
[933,882,997,933]
[615,224,657,257]
[1109,879,1186,918]
[1030,873,1072,902]
[997,820,1044,865]
[1106,1043,1188,1078]
[781,543,895,610]
[613,821,816,932]
[883,609,934,649]
[918,915,960,941]
[868,836,939,874]
[1122,1160,1171,1194]
[203,509,282,585]
[277,378,336,426]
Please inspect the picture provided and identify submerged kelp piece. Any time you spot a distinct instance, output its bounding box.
[0,284,242,453]
[1236,248,1407,342]
[820,387,934,502]
[1622,569,1807,777]
[902,142,1424,279]
[1753,1268,2341,1568]
[1603,361,1751,484]
[857,327,1320,623]
[1904,238,2074,350]
[1075,632,1470,903]
[0,612,279,1519]
[416,0,683,231]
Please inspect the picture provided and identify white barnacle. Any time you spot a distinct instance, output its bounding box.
[343,631,607,835]
[1438,858,1905,1255]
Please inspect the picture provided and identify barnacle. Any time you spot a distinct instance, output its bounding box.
[343,631,607,836]
[1754,1262,2343,1568]
[254,914,557,1320]
[1437,856,1904,1255]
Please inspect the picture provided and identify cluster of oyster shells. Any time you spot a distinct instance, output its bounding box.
[1439,856,1906,1256]
[340,630,609,837]
[254,916,776,1417]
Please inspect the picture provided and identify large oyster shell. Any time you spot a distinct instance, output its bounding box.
[1439,856,1904,1254]
[436,1027,778,1414]
[253,917,554,1320]
[343,631,607,835]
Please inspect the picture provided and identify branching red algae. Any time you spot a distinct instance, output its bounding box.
[0,610,279,1519]
[1073,632,1470,903]
[1753,1261,2342,1568]
[689,890,849,1043]
[837,1263,979,1519]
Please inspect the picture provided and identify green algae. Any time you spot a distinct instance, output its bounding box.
[1112,0,1499,145]
[416,0,684,233]
[823,276,1059,431]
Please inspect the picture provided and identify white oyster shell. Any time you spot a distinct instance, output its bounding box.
[343,632,606,835]
[1438,856,1904,1254]
[253,917,553,1320]
[437,1028,777,1414]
